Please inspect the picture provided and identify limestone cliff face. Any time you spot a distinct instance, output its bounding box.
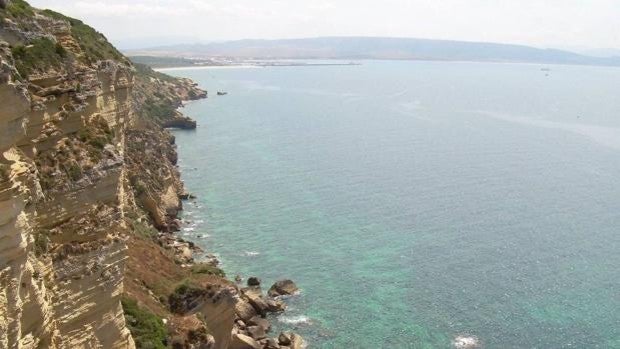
[1,3,301,349]
[0,3,135,348]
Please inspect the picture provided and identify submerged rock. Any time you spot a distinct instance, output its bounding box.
[278,332,292,346]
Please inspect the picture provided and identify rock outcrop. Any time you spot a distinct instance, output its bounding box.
[0,4,135,346]
[267,280,298,297]
[1,3,305,349]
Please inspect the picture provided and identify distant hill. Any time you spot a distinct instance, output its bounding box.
[578,48,620,58]
[129,55,235,68]
[129,55,200,68]
[126,37,620,67]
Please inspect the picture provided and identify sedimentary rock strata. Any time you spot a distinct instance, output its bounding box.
[1,2,305,348]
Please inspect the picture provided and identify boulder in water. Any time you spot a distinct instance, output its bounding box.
[229,333,261,349]
[268,280,298,297]
[278,332,292,346]
[247,276,261,286]
[248,316,271,332]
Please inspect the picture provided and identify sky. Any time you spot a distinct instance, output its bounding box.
[29,0,620,50]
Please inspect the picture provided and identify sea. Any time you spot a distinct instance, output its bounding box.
[163,60,620,348]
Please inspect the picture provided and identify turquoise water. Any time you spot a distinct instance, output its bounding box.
[166,61,620,348]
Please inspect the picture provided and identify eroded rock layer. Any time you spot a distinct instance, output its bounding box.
[0,6,137,346]
[1,2,305,349]
[1,3,146,348]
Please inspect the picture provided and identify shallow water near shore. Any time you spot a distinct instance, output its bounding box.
[168,61,620,348]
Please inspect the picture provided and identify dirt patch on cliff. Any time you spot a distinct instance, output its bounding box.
[124,232,232,315]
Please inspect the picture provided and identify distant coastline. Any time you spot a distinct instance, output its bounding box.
[155,65,259,72]
[124,36,620,68]
[153,60,362,72]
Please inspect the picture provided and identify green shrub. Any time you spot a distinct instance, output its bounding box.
[88,135,107,149]
[88,148,103,163]
[134,62,177,83]
[33,232,49,257]
[0,163,9,182]
[121,298,168,349]
[3,0,34,18]
[65,162,83,181]
[55,42,67,57]
[11,37,67,78]
[41,8,126,64]
[143,99,176,121]
[168,282,205,314]
[191,264,225,278]
[131,219,157,238]
[134,181,147,196]
[39,175,53,191]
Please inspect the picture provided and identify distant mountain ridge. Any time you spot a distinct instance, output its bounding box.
[127,36,620,66]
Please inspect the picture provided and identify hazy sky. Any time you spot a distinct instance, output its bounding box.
[29,0,620,50]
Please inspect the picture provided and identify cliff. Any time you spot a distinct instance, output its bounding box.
[1,2,304,349]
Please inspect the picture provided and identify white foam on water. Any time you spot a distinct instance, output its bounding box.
[453,335,481,349]
[274,290,302,301]
[243,251,260,256]
[277,315,311,325]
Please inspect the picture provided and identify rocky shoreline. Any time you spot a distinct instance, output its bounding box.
[153,97,308,348]
[154,201,306,349]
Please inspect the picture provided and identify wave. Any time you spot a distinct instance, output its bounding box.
[277,315,311,325]
[243,251,260,256]
[452,335,481,349]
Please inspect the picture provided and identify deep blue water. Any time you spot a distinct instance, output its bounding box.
[165,61,620,348]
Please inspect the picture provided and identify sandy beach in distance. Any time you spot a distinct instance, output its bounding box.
[155,65,261,72]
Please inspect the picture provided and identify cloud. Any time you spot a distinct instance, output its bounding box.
[69,1,188,17]
[27,0,620,49]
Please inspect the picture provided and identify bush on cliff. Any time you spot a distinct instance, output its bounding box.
[0,163,9,182]
[121,297,168,349]
[131,219,158,238]
[143,99,177,122]
[168,282,206,314]
[191,263,226,278]
[11,37,67,78]
[41,8,126,64]
[1,0,34,18]
[33,232,49,257]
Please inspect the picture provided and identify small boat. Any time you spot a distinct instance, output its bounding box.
[217,91,228,96]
